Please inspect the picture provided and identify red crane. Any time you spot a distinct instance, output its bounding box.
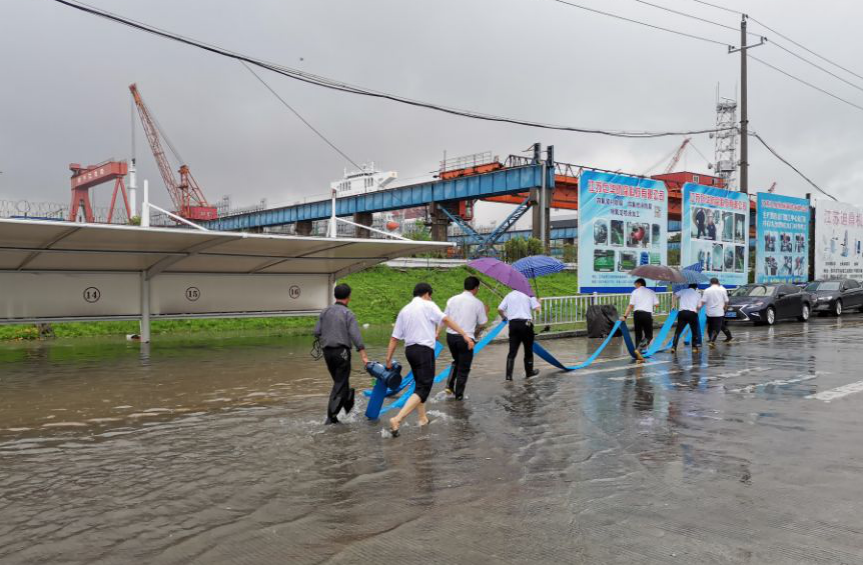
[129,84,217,221]
[664,137,691,174]
[68,160,130,223]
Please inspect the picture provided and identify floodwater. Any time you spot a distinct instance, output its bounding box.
[2,317,863,564]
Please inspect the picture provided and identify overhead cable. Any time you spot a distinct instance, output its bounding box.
[629,0,740,33]
[749,16,863,85]
[768,41,863,95]
[47,0,730,139]
[751,132,838,201]
[679,0,863,84]
[545,0,732,47]
[749,56,863,113]
[240,62,363,170]
[679,0,740,15]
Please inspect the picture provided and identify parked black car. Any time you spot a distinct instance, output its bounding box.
[725,284,812,325]
[805,279,863,316]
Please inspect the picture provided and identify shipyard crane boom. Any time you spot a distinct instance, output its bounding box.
[129,83,217,221]
[664,137,691,174]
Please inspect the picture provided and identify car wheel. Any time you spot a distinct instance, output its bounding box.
[833,299,843,317]
[765,306,776,326]
[798,303,810,322]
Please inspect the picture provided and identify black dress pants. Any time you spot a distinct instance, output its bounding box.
[406,344,436,403]
[323,346,351,419]
[446,333,474,398]
[507,319,535,371]
[633,311,653,345]
[672,310,701,348]
[707,316,732,342]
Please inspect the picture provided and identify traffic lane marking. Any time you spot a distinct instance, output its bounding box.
[806,380,863,402]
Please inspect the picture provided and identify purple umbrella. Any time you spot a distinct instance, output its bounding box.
[468,258,535,297]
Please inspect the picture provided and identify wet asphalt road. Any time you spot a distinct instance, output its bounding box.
[1,315,863,564]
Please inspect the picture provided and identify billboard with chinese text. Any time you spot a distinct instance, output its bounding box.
[755,193,810,283]
[578,170,668,292]
[815,200,863,282]
[681,183,749,287]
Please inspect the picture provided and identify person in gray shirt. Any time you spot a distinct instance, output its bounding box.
[314,284,369,424]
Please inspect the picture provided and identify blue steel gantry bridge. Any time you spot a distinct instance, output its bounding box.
[203,146,726,253]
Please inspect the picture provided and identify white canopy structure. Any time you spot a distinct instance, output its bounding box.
[0,219,452,342]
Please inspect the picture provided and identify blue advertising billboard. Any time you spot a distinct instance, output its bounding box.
[578,170,668,293]
[756,193,810,283]
[681,183,749,287]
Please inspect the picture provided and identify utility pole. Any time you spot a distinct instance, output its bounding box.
[739,15,748,194]
[728,15,765,194]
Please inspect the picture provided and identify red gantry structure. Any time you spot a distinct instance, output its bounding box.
[129,83,217,221]
[68,160,130,223]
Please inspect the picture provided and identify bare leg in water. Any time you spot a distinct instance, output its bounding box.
[389,393,430,435]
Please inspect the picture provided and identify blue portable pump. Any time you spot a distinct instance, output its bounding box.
[364,361,403,420]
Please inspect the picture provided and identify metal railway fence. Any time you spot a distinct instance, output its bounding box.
[535,292,673,327]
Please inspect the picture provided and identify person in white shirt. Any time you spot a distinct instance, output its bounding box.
[671,283,702,353]
[443,276,488,400]
[699,277,732,347]
[498,289,542,381]
[620,278,659,349]
[385,282,474,437]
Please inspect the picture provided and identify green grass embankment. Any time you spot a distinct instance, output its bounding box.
[0,266,579,341]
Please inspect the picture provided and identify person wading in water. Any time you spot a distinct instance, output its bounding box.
[385,283,474,437]
[314,284,369,425]
[443,276,488,400]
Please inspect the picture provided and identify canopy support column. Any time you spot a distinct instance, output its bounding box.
[140,271,151,343]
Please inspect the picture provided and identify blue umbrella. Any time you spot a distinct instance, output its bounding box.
[512,255,565,301]
[672,262,710,292]
[513,255,565,279]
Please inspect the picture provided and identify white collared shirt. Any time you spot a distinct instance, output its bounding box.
[498,290,541,321]
[700,285,729,317]
[392,296,447,348]
[629,286,659,313]
[675,288,701,312]
[444,291,488,340]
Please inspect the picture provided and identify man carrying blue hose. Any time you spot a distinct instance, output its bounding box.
[314,284,369,425]
[385,283,474,437]
[671,283,702,354]
[498,288,542,381]
[443,276,488,400]
[621,278,659,350]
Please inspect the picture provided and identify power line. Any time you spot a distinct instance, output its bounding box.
[48,0,730,139]
[679,0,739,15]
[545,0,732,47]
[629,0,739,33]
[751,132,837,201]
[749,55,863,113]
[769,40,863,95]
[240,62,363,170]
[678,0,863,85]
[749,16,863,85]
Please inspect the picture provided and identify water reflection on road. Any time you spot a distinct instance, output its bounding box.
[2,318,863,564]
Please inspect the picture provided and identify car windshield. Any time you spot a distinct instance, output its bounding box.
[731,285,777,297]
[806,281,841,291]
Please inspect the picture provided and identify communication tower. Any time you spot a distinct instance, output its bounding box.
[711,97,738,190]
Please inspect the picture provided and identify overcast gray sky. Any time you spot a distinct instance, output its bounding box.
[1,0,862,224]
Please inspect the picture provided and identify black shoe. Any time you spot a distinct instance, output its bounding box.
[525,361,539,379]
[724,336,733,343]
[343,388,356,414]
[325,416,339,425]
[638,339,650,350]
[505,358,514,381]
[454,395,464,401]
